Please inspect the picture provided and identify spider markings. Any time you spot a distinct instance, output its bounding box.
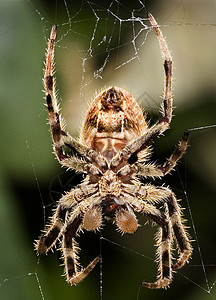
[35,13,192,289]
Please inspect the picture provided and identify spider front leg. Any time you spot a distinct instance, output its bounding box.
[166,192,193,270]
[136,203,173,289]
[35,203,67,254]
[35,188,78,254]
[139,185,192,272]
[114,200,173,288]
[144,186,193,270]
[59,197,102,285]
[131,200,173,289]
[62,216,100,285]
[129,185,192,289]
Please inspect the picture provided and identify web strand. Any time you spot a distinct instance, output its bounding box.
[26,140,46,227]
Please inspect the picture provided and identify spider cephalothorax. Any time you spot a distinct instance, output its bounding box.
[35,13,192,289]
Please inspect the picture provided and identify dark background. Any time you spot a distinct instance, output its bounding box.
[0,0,216,299]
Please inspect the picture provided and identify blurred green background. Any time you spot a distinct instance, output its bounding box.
[0,0,216,299]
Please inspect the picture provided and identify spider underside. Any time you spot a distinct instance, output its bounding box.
[35,13,192,289]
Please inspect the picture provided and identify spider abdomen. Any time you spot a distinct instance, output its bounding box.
[80,86,148,161]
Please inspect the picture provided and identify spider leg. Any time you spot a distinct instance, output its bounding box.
[62,216,100,285]
[166,193,193,270]
[44,26,88,162]
[159,130,189,175]
[56,192,101,285]
[35,204,67,254]
[138,185,192,270]
[119,193,173,289]
[35,187,79,254]
[140,204,173,289]
[112,191,173,288]
[111,14,173,171]
[44,25,67,162]
[148,13,173,123]
[44,26,107,172]
[111,122,170,171]
[136,130,189,177]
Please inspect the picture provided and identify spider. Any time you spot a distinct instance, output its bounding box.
[35,13,192,289]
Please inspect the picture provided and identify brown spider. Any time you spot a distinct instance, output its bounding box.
[35,13,192,289]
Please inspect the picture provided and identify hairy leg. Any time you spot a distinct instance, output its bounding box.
[166,193,192,270]
[131,201,173,289]
[142,205,173,289]
[148,13,173,123]
[62,216,99,285]
[136,130,189,177]
[61,198,102,285]
[111,14,173,171]
[35,204,67,254]
[159,130,189,175]
[44,26,107,172]
[35,186,84,254]
[138,185,192,270]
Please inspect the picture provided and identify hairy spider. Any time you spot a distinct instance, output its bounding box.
[35,13,192,289]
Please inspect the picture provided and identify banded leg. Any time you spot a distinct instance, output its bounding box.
[44,26,108,172]
[111,14,173,170]
[141,204,173,289]
[35,188,79,254]
[160,130,189,175]
[139,185,192,271]
[148,13,173,123]
[136,130,189,177]
[114,197,173,288]
[62,217,99,285]
[35,204,67,254]
[111,122,170,171]
[166,193,192,270]
[44,25,66,161]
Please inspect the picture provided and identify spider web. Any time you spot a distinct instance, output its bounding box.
[1,0,216,299]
